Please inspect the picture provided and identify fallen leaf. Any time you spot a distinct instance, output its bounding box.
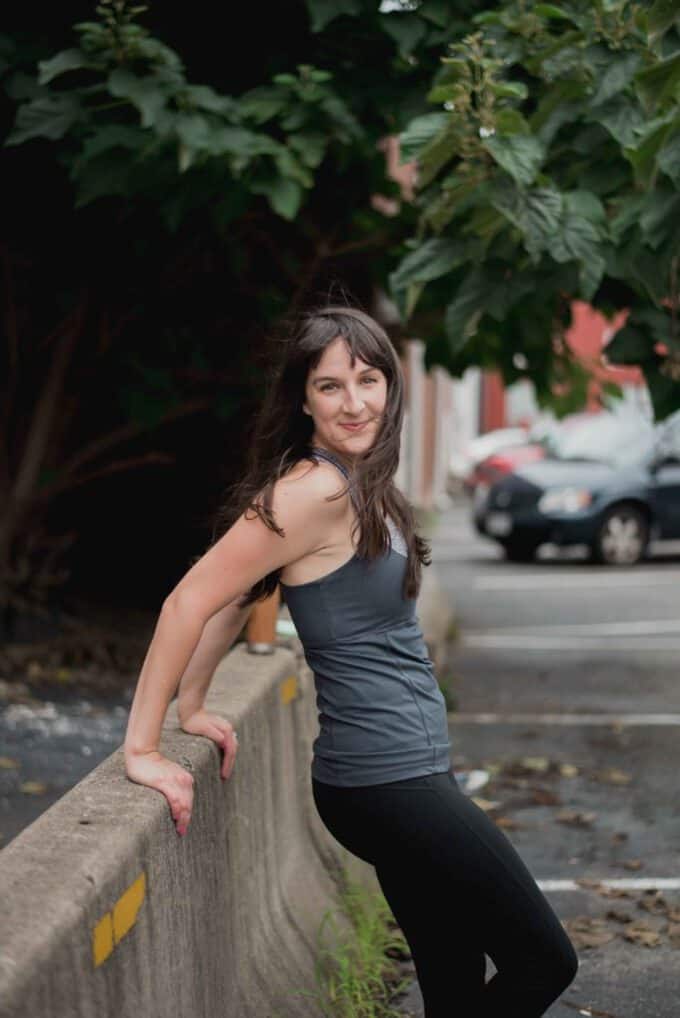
[563,916,615,949]
[610,831,628,843]
[0,756,20,769]
[20,781,47,795]
[605,908,633,923]
[530,786,561,806]
[575,878,604,891]
[555,809,597,828]
[622,920,661,947]
[591,767,632,785]
[521,756,551,772]
[561,1000,620,1018]
[668,922,680,948]
[495,816,522,829]
[559,763,579,778]
[637,890,668,914]
[471,797,501,812]
[500,757,558,779]
[622,859,643,871]
[597,886,634,900]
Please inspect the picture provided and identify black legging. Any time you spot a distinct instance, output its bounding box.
[312,768,578,1017]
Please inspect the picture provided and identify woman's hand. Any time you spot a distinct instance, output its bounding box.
[125,750,195,837]
[180,708,239,781]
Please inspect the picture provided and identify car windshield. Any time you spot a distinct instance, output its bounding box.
[539,413,656,467]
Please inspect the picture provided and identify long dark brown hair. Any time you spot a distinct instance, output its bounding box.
[212,305,431,606]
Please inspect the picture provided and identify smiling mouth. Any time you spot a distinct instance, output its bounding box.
[340,421,369,429]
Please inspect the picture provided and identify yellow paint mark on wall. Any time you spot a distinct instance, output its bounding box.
[280,675,298,705]
[93,912,114,967]
[93,872,146,967]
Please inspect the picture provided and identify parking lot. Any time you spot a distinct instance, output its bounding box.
[398,496,680,1018]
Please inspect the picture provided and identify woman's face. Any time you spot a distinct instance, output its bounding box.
[303,336,387,461]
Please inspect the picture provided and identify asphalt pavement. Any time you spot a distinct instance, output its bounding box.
[395,495,680,1018]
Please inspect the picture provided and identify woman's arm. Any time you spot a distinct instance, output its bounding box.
[123,462,346,836]
[176,598,254,725]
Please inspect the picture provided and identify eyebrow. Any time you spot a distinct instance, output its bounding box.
[313,368,378,384]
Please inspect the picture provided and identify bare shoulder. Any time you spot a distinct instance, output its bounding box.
[272,457,349,516]
[167,455,350,619]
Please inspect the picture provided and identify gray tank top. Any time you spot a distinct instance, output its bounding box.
[280,445,452,786]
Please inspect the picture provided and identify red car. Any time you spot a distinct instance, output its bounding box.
[467,443,546,496]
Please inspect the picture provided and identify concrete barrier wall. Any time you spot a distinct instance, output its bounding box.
[0,558,452,1018]
[0,642,377,1018]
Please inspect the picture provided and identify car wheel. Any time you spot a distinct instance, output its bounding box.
[502,539,539,563]
[590,504,649,566]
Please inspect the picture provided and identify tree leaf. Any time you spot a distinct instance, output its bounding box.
[108,69,168,128]
[534,4,577,21]
[38,48,92,85]
[182,84,236,117]
[252,176,304,220]
[647,0,680,46]
[492,183,563,261]
[606,313,663,365]
[639,188,680,248]
[625,117,674,187]
[422,175,480,233]
[306,0,361,33]
[390,238,468,291]
[416,125,460,189]
[400,112,449,162]
[239,85,287,124]
[380,14,427,55]
[592,94,646,147]
[483,133,545,186]
[491,80,529,100]
[635,52,680,113]
[657,125,680,186]
[5,92,82,145]
[175,112,212,151]
[591,52,642,107]
[288,131,327,168]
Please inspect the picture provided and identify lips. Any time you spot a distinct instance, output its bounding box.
[340,421,368,430]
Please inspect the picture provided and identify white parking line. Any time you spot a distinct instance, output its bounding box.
[462,619,680,651]
[468,619,680,636]
[538,878,680,892]
[474,570,680,590]
[462,635,680,651]
[448,713,680,725]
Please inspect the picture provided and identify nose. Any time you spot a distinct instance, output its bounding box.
[342,385,366,414]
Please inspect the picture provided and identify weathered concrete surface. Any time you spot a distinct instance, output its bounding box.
[0,645,372,1018]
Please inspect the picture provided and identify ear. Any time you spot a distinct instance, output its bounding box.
[302,404,312,415]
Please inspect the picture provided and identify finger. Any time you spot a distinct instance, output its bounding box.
[210,725,235,778]
[222,730,238,780]
[177,798,192,835]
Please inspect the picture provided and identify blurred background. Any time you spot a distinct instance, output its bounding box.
[2,1,680,848]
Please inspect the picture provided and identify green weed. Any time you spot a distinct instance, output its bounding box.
[287,865,413,1017]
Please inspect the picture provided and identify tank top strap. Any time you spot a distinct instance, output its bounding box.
[308,445,359,512]
[308,445,351,478]
[307,446,407,556]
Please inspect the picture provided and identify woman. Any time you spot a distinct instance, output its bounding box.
[124,306,578,1016]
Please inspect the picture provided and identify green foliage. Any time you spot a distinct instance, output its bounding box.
[392,0,680,418]
[6,1,361,223]
[304,868,411,1018]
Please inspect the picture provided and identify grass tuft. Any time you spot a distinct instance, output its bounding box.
[289,864,413,1017]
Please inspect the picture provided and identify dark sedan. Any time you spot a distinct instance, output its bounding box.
[473,409,680,564]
